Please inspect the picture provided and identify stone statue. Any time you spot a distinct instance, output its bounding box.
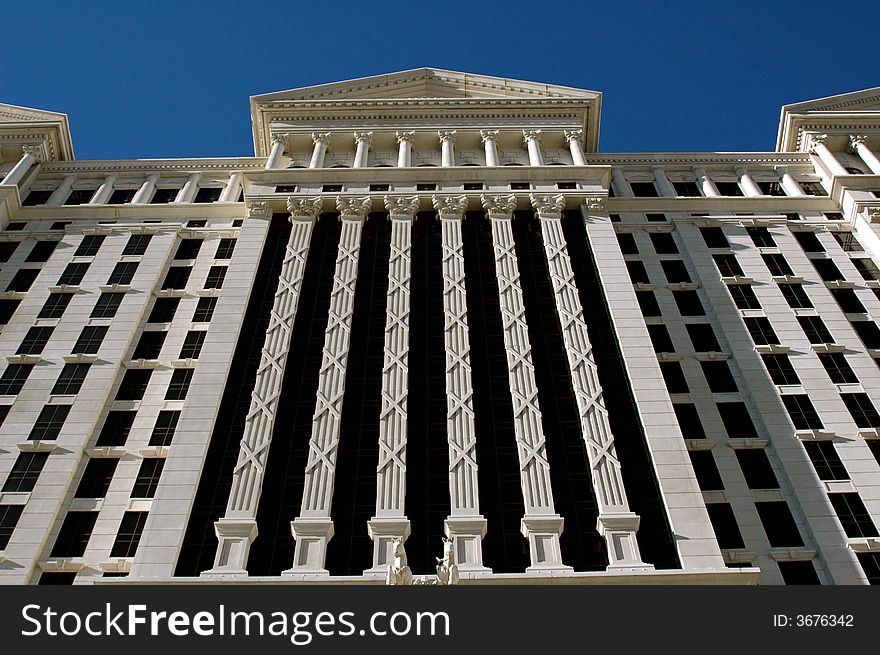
[435,536,459,585]
[385,538,413,586]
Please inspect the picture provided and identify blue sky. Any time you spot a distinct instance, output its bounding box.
[4,1,878,159]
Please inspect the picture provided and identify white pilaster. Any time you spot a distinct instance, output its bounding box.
[46,175,76,206]
[396,131,415,167]
[481,130,499,167]
[132,173,159,204]
[564,130,587,166]
[266,134,288,170]
[2,144,41,188]
[694,167,720,197]
[174,173,201,203]
[652,167,676,197]
[219,172,243,202]
[353,131,373,168]
[439,131,456,167]
[850,135,880,175]
[736,168,763,197]
[523,130,544,166]
[88,175,118,205]
[808,133,848,177]
[611,168,634,197]
[776,166,805,196]
[309,133,331,169]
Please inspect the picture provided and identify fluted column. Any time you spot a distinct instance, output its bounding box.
[523,130,544,166]
[353,131,372,168]
[652,167,676,197]
[88,175,118,205]
[694,167,720,197]
[481,193,570,572]
[564,130,587,166]
[203,196,322,576]
[266,134,288,170]
[530,194,651,570]
[396,131,415,167]
[132,174,159,204]
[433,194,489,573]
[219,172,243,202]
[611,168,634,197]
[439,130,456,167]
[288,195,371,575]
[309,133,331,169]
[174,173,201,203]
[46,175,76,206]
[850,135,880,175]
[736,168,763,197]
[3,144,42,188]
[776,166,805,196]
[481,130,499,167]
[808,133,847,177]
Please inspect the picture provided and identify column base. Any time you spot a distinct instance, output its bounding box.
[521,514,573,573]
[445,515,491,574]
[597,512,654,570]
[364,517,411,575]
[282,517,334,577]
[200,518,257,578]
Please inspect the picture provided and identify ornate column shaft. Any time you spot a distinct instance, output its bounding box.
[439,130,456,167]
[850,135,880,175]
[266,133,288,170]
[481,130,499,167]
[735,168,763,197]
[776,166,805,196]
[610,168,634,197]
[523,130,544,166]
[396,131,415,167]
[481,193,569,572]
[88,174,118,205]
[203,196,322,576]
[694,167,719,197]
[652,167,676,197]
[433,194,489,573]
[564,130,587,166]
[808,133,848,177]
[174,173,201,203]
[530,194,651,570]
[3,144,42,188]
[288,195,371,575]
[219,172,243,202]
[132,174,159,204]
[309,133,331,169]
[354,131,373,168]
[46,175,76,206]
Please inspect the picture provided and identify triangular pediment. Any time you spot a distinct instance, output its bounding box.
[781,87,880,114]
[0,102,74,161]
[777,87,880,151]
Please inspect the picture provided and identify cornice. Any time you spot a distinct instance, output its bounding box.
[585,153,812,166]
[40,159,267,174]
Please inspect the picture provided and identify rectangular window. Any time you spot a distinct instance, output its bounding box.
[214,238,236,259]
[686,324,720,352]
[866,440,880,468]
[64,189,95,205]
[194,187,222,203]
[21,190,52,206]
[107,261,138,285]
[672,290,705,316]
[715,181,743,196]
[763,253,794,277]
[829,493,878,538]
[782,395,823,429]
[780,283,813,309]
[852,321,880,349]
[0,364,34,395]
[649,232,678,254]
[204,265,227,289]
[75,458,119,498]
[701,361,738,393]
[50,222,70,232]
[817,353,857,384]
[16,326,54,354]
[51,363,90,395]
[132,331,166,360]
[72,326,108,354]
[673,181,702,197]
[762,354,800,385]
[616,233,638,254]
[713,254,744,277]
[689,450,724,490]
[717,402,758,438]
[165,368,194,400]
[39,293,73,319]
[728,284,761,309]
[746,227,776,247]
[2,452,49,492]
[832,232,863,252]
[800,181,827,196]
[162,266,191,290]
[841,393,880,428]
[659,361,689,394]
[25,240,58,263]
[110,512,148,557]
[0,299,21,323]
[121,234,152,256]
[661,260,691,283]
[630,181,658,197]
[856,553,880,585]
[798,316,834,344]
[193,297,217,322]
[131,459,164,498]
[50,511,98,557]
[646,214,667,223]
[700,227,729,248]
[186,219,207,228]
[744,317,779,345]
[96,411,135,447]
[0,406,8,428]
[792,231,824,253]
[673,403,707,439]
[28,405,70,440]
[706,503,745,549]
[812,259,845,282]
[831,289,866,314]
[147,297,179,323]
[149,410,180,446]
[0,505,24,549]
[57,262,89,285]
[90,292,124,318]
[755,501,804,547]
[5,269,39,292]
[626,261,650,285]
[0,241,19,262]
[803,441,848,481]
[635,291,661,317]
[174,239,202,260]
[150,188,178,204]
[107,189,136,204]
[647,324,675,352]
[851,258,880,281]
[757,181,785,196]
[734,449,779,489]
[179,331,206,359]
[116,369,152,401]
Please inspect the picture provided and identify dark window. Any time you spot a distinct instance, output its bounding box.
[803,441,849,481]
[132,331,166,359]
[647,324,675,352]
[645,213,667,223]
[626,261,650,284]
[193,297,217,322]
[57,262,89,285]
[728,284,761,309]
[0,299,21,323]
[16,326,54,354]
[706,504,745,549]
[717,402,758,439]
[851,258,880,281]
[21,190,52,205]
[110,512,148,557]
[122,234,152,256]
[672,290,705,316]
[162,266,191,290]
[792,231,824,253]
[780,284,813,309]
[72,326,107,354]
[616,233,638,254]
[174,239,203,260]
[25,240,58,262]
[194,187,221,203]
[215,238,236,259]
[0,241,18,262]
[661,260,691,283]
[673,181,701,197]
[0,405,9,427]
[165,369,193,400]
[464,183,484,191]
[713,254,744,277]
[2,452,49,492]
[782,395,823,429]
[829,493,878,537]
[179,331,206,359]
[763,253,794,277]
[762,354,800,385]
[150,188,178,204]
[744,317,779,345]
[75,458,119,497]
[778,561,820,585]
[689,450,724,490]
[116,369,152,400]
[96,411,135,447]
[91,292,123,318]
[49,511,98,557]
[5,268,39,291]
[38,293,72,319]
[131,459,164,498]
[673,404,707,439]
[800,181,827,196]
[659,361,689,393]
[649,232,678,254]
[700,227,729,248]
[630,182,658,197]
[701,361,738,393]
[28,405,70,440]
[798,316,834,344]
[51,363,90,394]
[812,259,845,282]
[715,181,743,196]
[686,324,720,352]
[0,364,34,395]
[735,449,779,489]
[746,227,775,247]
[204,266,227,289]
[368,183,389,191]
[824,212,844,221]
[509,182,530,190]
[5,222,26,230]
[147,297,179,323]
[866,440,880,467]
[107,189,136,204]
[636,291,661,316]
[64,189,94,205]
[149,410,180,446]
[186,220,207,228]
[817,353,857,384]
[107,261,138,285]
[859,552,880,584]
[841,393,880,428]
[323,184,344,192]
[0,505,23,549]
[853,321,880,349]
[831,289,866,314]
[756,501,804,547]
[832,232,863,252]
[49,222,67,232]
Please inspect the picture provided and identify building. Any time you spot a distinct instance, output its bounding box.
[0,69,879,585]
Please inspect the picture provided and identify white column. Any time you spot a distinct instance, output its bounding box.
[694,167,720,197]
[530,194,650,569]
[481,193,570,572]
[523,130,544,166]
[850,135,880,175]
[174,173,201,203]
[396,131,415,167]
[288,195,371,576]
[366,195,419,574]
[736,168,763,197]
[309,133,330,169]
[433,194,489,573]
[439,130,456,167]
[265,134,288,170]
[203,197,322,576]
[481,130,499,167]
[564,130,587,166]
[353,131,372,168]
[611,168,634,197]
[219,172,243,202]
[132,174,159,204]
[46,175,76,206]
[652,167,676,197]
[3,144,42,188]
[88,174,118,205]
[776,166,805,196]
[808,133,848,177]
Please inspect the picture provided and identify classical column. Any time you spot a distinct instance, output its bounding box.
[219,172,243,202]
[366,195,418,574]
[353,131,373,168]
[88,175,118,205]
[288,195,371,575]
[776,166,805,196]
[46,175,76,206]
[433,194,489,573]
[266,133,288,170]
[132,174,159,204]
[480,193,570,572]
[174,173,201,203]
[694,167,720,197]
[481,130,499,167]
[309,133,331,169]
[530,194,651,569]
[203,196,322,576]
[3,144,42,188]
[652,167,676,197]
[735,168,763,197]
[849,135,880,175]
[808,133,847,177]
[611,168,634,197]
[439,130,456,167]
[396,131,415,167]
[564,130,587,166]
[523,130,544,166]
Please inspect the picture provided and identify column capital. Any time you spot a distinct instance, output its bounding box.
[438,130,456,143]
[481,193,517,218]
[336,195,372,220]
[480,129,498,143]
[849,134,869,153]
[585,196,607,213]
[354,131,373,145]
[384,194,419,218]
[271,132,289,147]
[312,132,331,145]
[20,143,45,162]
[247,200,270,219]
[396,130,415,144]
[808,133,829,151]
[522,129,542,144]
[286,196,322,221]
[432,194,468,218]
[529,193,565,218]
[563,129,583,144]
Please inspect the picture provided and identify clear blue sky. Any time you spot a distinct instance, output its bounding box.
[5,1,878,160]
